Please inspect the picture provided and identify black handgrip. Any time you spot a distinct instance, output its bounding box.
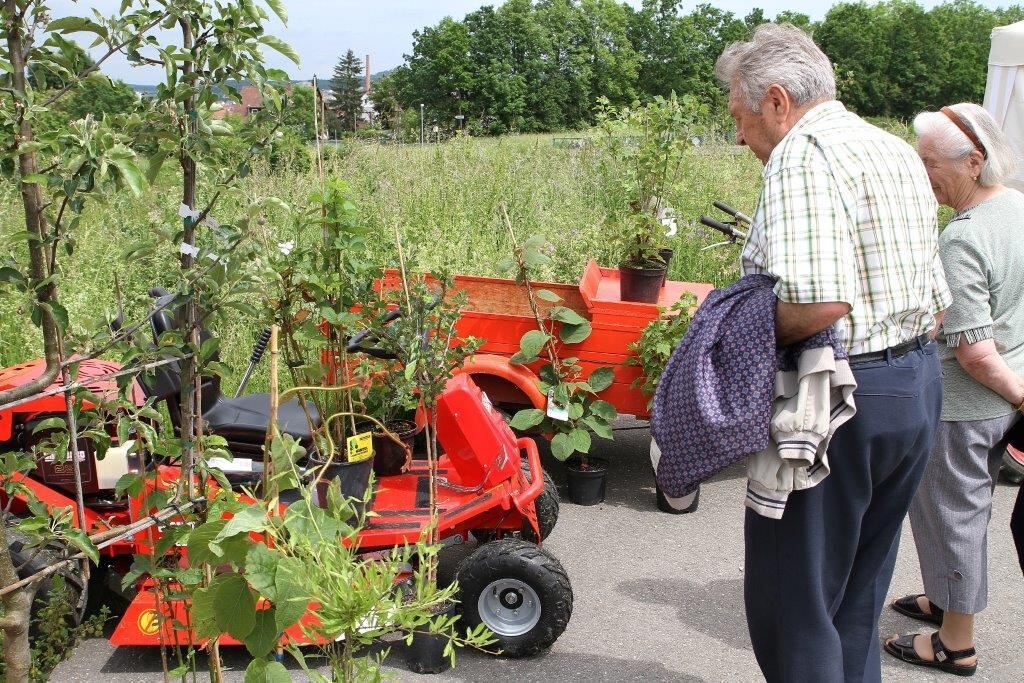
[699,215,741,238]
[713,200,739,217]
[250,328,272,365]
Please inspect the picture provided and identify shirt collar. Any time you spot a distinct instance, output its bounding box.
[765,100,846,169]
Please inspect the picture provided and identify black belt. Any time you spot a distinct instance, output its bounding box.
[848,334,930,365]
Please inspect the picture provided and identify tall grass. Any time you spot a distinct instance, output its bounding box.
[0,134,763,388]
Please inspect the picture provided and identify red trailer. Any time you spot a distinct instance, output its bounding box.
[377,260,712,420]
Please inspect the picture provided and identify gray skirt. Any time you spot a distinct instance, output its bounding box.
[908,412,1019,614]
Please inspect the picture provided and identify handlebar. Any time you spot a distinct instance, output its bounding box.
[699,215,747,242]
[712,200,752,226]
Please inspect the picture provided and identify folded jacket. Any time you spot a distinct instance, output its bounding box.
[745,339,856,519]
[651,274,778,497]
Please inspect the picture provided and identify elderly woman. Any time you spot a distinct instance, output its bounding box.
[885,103,1024,676]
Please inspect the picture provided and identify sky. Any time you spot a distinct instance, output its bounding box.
[50,0,1012,85]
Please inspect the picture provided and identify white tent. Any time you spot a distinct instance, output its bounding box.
[983,21,1024,191]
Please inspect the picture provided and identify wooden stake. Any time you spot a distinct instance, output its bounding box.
[263,325,279,496]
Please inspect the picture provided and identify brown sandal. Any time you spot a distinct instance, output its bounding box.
[884,632,977,677]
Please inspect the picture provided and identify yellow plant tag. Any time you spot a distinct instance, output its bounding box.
[346,432,374,463]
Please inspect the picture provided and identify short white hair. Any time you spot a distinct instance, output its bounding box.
[913,103,1019,187]
[714,23,835,112]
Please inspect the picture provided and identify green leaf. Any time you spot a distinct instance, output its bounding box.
[21,173,47,185]
[509,351,538,365]
[189,585,220,640]
[259,35,299,64]
[583,416,614,440]
[245,543,280,602]
[45,301,69,335]
[550,432,575,461]
[588,367,615,393]
[590,400,618,422]
[62,527,99,564]
[550,307,587,325]
[559,321,592,344]
[145,151,168,185]
[186,519,229,566]
[114,472,144,498]
[48,17,107,37]
[518,329,549,360]
[213,574,257,641]
[216,504,267,541]
[244,658,291,683]
[110,158,146,196]
[273,557,307,632]
[509,408,544,431]
[570,428,592,453]
[264,0,288,23]
[536,289,561,303]
[244,608,280,658]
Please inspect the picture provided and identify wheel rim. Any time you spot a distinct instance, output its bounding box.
[477,578,541,637]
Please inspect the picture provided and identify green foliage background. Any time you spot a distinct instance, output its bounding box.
[375,0,1024,134]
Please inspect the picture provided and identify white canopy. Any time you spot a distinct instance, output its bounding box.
[983,21,1024,190]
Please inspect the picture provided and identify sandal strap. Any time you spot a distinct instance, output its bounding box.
[931,632,976,663]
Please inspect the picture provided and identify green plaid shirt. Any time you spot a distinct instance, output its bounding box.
[741,101,952,354]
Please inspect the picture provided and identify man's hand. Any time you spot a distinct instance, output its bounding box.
[775,300,850,347]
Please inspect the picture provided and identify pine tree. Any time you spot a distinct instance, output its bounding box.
[331,49,364,133]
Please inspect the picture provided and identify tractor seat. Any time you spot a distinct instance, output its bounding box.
[203,393,319,444]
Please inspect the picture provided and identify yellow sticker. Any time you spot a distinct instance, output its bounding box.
[138,608,160,636]
[346,432,374,463]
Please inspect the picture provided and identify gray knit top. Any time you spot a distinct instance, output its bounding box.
[937,188,1024,421]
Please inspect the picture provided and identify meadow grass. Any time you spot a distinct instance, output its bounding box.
[0,134,763,390]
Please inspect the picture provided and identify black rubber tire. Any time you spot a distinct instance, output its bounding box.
[456,538,573,657]
[521,469,559,542]
[6,523,87,628]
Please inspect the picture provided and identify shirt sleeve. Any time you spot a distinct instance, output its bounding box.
[759,162,859,306]
[940,237,993,345]
[930,249,953,314]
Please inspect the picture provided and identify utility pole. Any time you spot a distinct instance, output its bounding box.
[420,103,424,145]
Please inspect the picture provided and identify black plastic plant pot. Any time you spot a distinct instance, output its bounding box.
[406,602,456,674]
[309,454,374,509]
[619,263,667,303]
[370,419,417,476]
[658,248,674,288]
[566,456,608,506]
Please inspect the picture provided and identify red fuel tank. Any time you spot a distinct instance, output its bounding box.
[434,374,520,489]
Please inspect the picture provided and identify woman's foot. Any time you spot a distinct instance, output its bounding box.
[891,593,944,625]
[884,631,977,676]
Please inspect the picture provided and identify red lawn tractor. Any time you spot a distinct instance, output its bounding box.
[0,290,572,657]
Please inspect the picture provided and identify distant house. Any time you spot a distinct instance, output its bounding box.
[212,85,266,120]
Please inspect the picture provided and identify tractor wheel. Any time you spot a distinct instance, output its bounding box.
[521,468,559,543]
[456,538,572,657]
[6,523,88,630]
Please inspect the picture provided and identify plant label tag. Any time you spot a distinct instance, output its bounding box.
[546,388,570,422]
[347,432,374,463]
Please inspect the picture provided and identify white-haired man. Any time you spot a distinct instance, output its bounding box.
[714,24,950,682]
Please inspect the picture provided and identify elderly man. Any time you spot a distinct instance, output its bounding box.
[714,24,950,682]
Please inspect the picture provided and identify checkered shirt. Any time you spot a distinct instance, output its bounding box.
[741,101,952,355]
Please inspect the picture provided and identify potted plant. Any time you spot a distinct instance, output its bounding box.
[501,209,619,505]
[365,263,482,672]
[352,356,420,476]
[596,94,700,303]
[627,294,699,403]
[266,179,381,502]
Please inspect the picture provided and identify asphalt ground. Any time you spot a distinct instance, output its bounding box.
[53,418,1024,682]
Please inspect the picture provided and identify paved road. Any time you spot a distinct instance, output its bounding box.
[54,420,1024,682]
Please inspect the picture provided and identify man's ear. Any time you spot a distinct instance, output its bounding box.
[763,84,791,122]
[966,150,985,180]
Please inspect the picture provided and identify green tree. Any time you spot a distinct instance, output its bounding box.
[61,77,139,121]
[331,48,363,134]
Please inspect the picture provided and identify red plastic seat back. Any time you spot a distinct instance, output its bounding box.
[434,375,519,488]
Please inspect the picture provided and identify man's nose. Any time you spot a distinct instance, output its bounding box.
[736,127,746,146]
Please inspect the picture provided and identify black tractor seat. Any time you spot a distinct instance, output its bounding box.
[142,287,322,457]
[203,392,319,448]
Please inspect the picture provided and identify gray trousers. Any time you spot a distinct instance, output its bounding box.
[909,413,1018,614]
